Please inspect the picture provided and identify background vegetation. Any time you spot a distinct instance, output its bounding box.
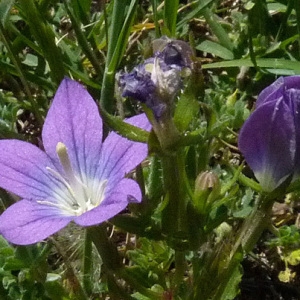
[0,0,300,299]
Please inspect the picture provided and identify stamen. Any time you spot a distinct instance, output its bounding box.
[38,142,108,217]
[56,142,86,208]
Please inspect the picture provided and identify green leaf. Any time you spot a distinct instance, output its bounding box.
[177,0,214,28]
[164,0,179,36]
[44,274,70,300]
[100,108,149,143]
[174,92,199,132]
[286,249,300,266]
[202,7,234,51]
[217,265,243,300]
[3,257,26,271]
[196,40,234,60]
[202,58,300,74]
[267,2,287,14]
[22,53,38,67]
[17,0,65,84]
[0,0,14,26]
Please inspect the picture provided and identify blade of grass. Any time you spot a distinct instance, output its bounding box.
[64,2,103,76]
[294,0,300,58]
[0,21,43,124]
[17,0,65,84]
[150,0,160,38]
[0,0,14,27]
[202,7,234,51]
[177,0,214,29]
[164,0,179,36]
[100,0,138,113]
[202,58,300,73]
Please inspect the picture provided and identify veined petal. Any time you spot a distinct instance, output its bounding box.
[238,98,296,192]
[256,77,285,108]
[256,76,300,108]
[0,200,72,245]
[288,88,300,177]
[74,178,141,226]
[284,76,300,90]
[98,114,150,192]
[42,78,103,181]
[0,140,57,200]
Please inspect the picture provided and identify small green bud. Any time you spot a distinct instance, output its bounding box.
[194,171,221,213]
[226,89,238,107]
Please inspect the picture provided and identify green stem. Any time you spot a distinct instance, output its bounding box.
[100,0,128,113]
[50,238,88,300]
[88,225,121,271]
[193,195,274,299]
[82,229,93,295]
[88,225,161,299]
[161,149,187,236]
[160,148,189,291]
[174,251,186,287]
[234,195,274,253]
[100,0,138,113]
[211,195,274,300]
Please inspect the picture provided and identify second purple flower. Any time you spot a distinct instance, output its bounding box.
[238,76,300,192]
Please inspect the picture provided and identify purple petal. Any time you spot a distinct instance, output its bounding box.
[118,63,167,119]
[0,200,71,245]
[256,76,300,108]
[74,178,141,226]
[284,76,300,89]
[256,77,284,108]
[125,113,152,130]
[0,140,57,200]
[119,66,156,104]
[238,98,296,192]
[97,114,150,192]
[42,78,103,180]
[289,88,300,177]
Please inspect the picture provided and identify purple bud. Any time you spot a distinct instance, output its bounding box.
[238,76,300,192]
[118,38,193,119]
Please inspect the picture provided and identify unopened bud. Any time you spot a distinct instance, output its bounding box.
[194,171,220,213]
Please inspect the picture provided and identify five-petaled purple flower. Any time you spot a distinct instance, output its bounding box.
[118,37,193,119]
[0,78,150,245]
[238,76,300,192]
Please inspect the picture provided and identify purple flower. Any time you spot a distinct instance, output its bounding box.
[118,38,192,119]
[238,76,300,192]
[0,78,150,245]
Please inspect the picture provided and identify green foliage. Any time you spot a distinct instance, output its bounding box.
[267,225,300,250]
[0,0,300,299]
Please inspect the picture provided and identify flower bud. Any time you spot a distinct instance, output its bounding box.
[118,37,193,120]
[194,171,220,213]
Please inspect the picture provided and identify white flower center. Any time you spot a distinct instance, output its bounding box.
[38,142,107,217]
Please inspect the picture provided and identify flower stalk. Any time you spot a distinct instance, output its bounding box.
[160,148,189,292]
[82,229,93,295]
[88,225,161,299]
[194,194,275,300]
